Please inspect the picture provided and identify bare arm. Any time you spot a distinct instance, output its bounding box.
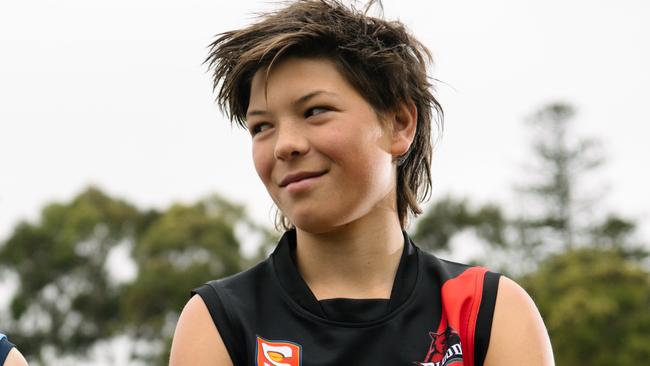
[483,276,554,366]
[4,348,29,366]
[169,294,234,366]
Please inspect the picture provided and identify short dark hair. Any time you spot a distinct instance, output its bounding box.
[205,0,443,230]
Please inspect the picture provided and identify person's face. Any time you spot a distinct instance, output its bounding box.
[246,57,405,233]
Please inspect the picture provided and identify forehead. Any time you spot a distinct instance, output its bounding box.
[246,56,391,129]
[249,57,352,105]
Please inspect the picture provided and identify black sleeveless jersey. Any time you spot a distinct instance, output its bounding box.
[193,229,500,366]
[0,333,16,365]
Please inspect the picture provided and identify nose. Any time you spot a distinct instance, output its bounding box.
[274,121,309,161]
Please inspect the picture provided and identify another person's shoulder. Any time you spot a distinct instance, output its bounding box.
[4,349,29,366]
[0,334,29,366]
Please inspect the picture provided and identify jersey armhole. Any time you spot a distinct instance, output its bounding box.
[0,335,16,365]
[473,271,501,366]
[192,283,244,365]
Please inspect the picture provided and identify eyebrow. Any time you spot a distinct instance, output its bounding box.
[246,90,337,118]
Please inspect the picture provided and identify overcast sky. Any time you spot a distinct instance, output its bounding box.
[1,0,649,246]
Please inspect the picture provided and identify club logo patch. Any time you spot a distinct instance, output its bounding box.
[415,326,463,366]
[256,336,302,366]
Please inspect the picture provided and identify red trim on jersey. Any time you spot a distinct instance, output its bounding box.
[438,266,489,366]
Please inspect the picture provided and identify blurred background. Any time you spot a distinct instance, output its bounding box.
[1,0,649,365]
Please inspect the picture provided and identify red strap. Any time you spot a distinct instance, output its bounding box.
[437,267,489,366]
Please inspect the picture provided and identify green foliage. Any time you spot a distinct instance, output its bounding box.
[589,215,639,250]
[0,187,139,360]
[412,196,506,252]
[121,196,245,363]
[0,187,258,365]
[521,248,650,365]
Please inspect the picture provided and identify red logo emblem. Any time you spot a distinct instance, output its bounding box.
[256,336,302,366]
[417,326,463,365]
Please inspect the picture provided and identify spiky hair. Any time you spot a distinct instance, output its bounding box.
[205,0,443,229]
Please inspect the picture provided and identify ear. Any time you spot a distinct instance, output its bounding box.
[390,100,418,159]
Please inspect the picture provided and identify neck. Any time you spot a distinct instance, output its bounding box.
[294,213,405,300]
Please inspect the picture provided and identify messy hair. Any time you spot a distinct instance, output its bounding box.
[205,0,443,231]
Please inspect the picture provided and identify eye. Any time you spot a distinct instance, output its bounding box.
[305,106,330,118]
[249,122,271,136]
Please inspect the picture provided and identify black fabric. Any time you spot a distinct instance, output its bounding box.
[0,335,15,365]
[193,229,500,365]
[474,271,501,366]
[273,229,418,322]
[318,298,389,323]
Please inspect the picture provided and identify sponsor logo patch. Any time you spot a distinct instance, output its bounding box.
[256,336,302,366]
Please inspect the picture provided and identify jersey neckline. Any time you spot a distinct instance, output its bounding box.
[270,229,419,324]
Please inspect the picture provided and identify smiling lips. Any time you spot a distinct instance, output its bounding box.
[279,170,328,188]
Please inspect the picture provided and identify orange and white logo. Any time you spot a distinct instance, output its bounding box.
[256,336,302,366]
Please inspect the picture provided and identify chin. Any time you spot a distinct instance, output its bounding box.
[290,212,340,234]
[291,217,331,234]
[291,210,361,235]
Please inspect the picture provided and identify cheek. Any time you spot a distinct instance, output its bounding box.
[252,144,273,184]
[321,126,392,183]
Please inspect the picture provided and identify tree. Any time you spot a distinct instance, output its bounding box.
[0,187,139,364]
[516,102,605,250]
[413,102,645,273]
[521,248,650,365]
[0,187,266,365]
[411,196,505,251]
[120,195,250,364]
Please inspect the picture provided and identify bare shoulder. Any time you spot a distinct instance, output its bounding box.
[5,347,29,366]
[169,294,234,366]
[483,276,554,366]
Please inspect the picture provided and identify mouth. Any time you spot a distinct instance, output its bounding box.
[279,170,328,188]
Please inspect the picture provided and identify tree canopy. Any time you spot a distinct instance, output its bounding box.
[522,248,650,365]
[0,187,266,365]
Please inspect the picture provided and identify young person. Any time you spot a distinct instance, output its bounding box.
[170,1,554,365]
[0,334,28,366]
